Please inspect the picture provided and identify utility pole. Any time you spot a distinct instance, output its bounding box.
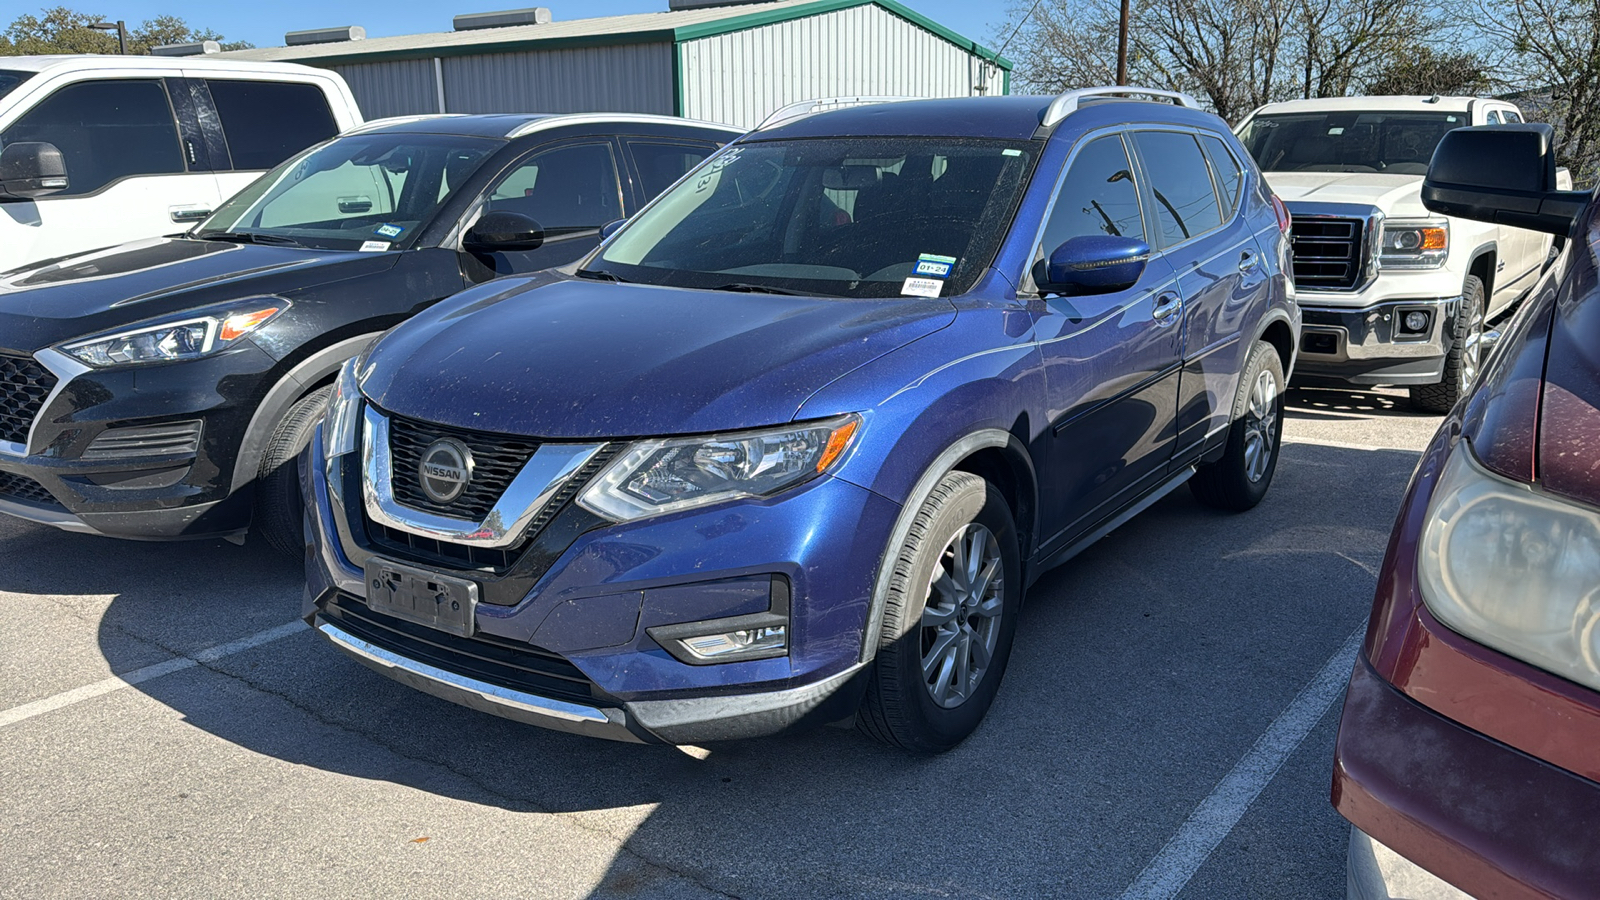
[91,20,127,55]
[1116,0,1129,86]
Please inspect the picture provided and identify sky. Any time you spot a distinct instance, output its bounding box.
[36,1,1018,54]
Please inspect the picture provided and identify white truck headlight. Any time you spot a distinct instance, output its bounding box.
[1379,221,1449,269]
[577,415,860,522]
[1419,442,1600,692]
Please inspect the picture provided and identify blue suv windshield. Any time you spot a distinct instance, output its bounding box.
[595,137,1036,298]
[197,133,502,251]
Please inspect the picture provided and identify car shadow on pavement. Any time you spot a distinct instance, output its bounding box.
[0,440,1419,899]
[1285,386,1437,422]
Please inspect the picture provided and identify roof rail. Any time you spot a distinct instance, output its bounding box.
[1038,86,1201,133]
[757,96,917,131]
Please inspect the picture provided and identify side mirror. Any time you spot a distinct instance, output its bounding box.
[0,142,68,200]
[599,218,626,241]
[1422,124,1587,237]
[464,210,544,252]
[1034,235,1150,296]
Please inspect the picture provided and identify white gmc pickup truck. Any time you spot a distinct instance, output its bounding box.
[1236,96,1559,411]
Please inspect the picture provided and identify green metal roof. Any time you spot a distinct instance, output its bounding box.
[216,0,1012,70]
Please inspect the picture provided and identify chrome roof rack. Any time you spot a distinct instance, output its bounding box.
[756,96,918,131]
[1037,86,1201,133]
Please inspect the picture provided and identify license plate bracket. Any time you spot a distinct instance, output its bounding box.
[363,558,479,638]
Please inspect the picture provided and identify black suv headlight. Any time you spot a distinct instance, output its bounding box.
[59,298,289,367]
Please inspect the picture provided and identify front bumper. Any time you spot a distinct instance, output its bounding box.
[1293,297,1458,386]
[1333,656,1600,899]
[305,423,899,744]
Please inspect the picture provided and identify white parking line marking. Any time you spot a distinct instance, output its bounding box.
[1117,625,1365,900]
[0,619,308,730]
[1283,435,1412,453]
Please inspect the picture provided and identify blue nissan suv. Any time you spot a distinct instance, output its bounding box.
[303,89,1300,752]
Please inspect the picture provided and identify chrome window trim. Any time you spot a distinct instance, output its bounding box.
[360,406,603,549]
[0,347,90,458]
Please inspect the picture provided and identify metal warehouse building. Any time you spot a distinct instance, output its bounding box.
[214,0,1010,129]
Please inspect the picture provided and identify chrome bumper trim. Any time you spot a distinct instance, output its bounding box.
[1299,297,1458,361]
[0,494,97,534]
[360,406,604,549]
[317,620,643,742]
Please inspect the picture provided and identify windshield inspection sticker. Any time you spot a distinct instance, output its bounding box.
[375,223,404,239]
[915,253,957,279]
[901,277,944,298]
[358,240,391,252]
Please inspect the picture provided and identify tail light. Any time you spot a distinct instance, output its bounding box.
[1271,194,1291,233]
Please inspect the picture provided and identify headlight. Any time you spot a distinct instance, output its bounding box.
[323,356,364,460]
[577,415,860,522]
[1379,221,1448,269]
[60,300,288,367]
[1419,443,1600,693]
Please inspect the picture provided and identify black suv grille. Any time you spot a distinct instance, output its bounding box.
[0,471,60,507]
[321,592,612,709]
[387,413,539,521]
[0,355,56,446]
[1290,216,1366,290]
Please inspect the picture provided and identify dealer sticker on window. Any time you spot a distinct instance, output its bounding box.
[901,277,944,298]
[914,253,957,279]
[375,223,404,239]
[358,240,391,252]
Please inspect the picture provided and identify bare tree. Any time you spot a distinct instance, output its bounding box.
[1478,0,1600,185]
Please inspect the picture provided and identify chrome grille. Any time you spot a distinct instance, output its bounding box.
[1290,216,1365,290]
[0,355,56,447]
[386,414,539,521]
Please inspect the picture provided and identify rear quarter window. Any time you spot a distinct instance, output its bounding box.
[206,79,338,171]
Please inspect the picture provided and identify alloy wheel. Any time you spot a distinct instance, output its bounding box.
[1242,369,1279,484]
[1460,297,1485,391]
[919,523,1005,709]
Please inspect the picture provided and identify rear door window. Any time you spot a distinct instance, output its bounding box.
[486,141,623,235]
[0,79,184,195]
[627,140,719,200]
[1132,131,1223,247]
[1039,133,1146,252]
[1199,134,1243,219]
[1486,110,1502,125]
[205,79,338,171]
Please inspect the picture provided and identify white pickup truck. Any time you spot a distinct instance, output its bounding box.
[0,55,361,272]
[1236,96,1558,411]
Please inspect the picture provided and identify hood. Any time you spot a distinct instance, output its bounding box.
[361,276,957,438]
[0,237,400,353]
[1264,172,1429,218]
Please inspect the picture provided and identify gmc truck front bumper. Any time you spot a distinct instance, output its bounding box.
[1291,296,1458,386]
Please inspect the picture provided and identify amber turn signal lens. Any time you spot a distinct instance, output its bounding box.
[219,307,283,342]
[1420,227,1448,251]
[816,418,860,473]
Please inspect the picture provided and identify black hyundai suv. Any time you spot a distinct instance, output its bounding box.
[0,112,738,551]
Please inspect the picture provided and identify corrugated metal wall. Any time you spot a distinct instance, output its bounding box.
[328,42,675,120]
[441,43,674,115]
[679,5,1007,129]
[331,59,438,119]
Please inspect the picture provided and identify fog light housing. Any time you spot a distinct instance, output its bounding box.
[1400,310,1431,335]
[647,576,792,665]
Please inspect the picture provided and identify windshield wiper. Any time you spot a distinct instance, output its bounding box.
[710,282,806,296]
[195,230,305,248]
[575,267,629,283]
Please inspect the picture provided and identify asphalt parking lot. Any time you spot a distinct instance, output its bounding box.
[0,386,1444,900]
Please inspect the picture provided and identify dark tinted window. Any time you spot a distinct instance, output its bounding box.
[1504,110,1523,124]
[1133,131,1222,246]
[1200,134,1243,218]
[206,79,338,171]
[487,142,623,234]
[1039,134,1145,251]
[1,79,183,196]
[1238,111,1465,175]
[1486,110,1502,125]
[629,140,717,199]
[0,70,32,102]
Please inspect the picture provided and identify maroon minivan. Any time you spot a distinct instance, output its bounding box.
[1331,124,1600,898]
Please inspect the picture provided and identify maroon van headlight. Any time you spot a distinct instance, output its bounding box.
[1418,441,1600,691]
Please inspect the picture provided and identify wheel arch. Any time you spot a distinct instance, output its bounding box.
[857,426,1038,664]
[1467,241,1497,300]
[1254,312,1297,380]
[229,333,384,495]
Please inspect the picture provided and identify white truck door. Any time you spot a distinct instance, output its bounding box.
[0,76,221,270]
[190,76,345,207]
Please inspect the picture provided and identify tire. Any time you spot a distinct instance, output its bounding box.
[255,386,332,558]
[1409,275,1485,414]
[1190,340,1285,512]
[858,471,1022,753]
